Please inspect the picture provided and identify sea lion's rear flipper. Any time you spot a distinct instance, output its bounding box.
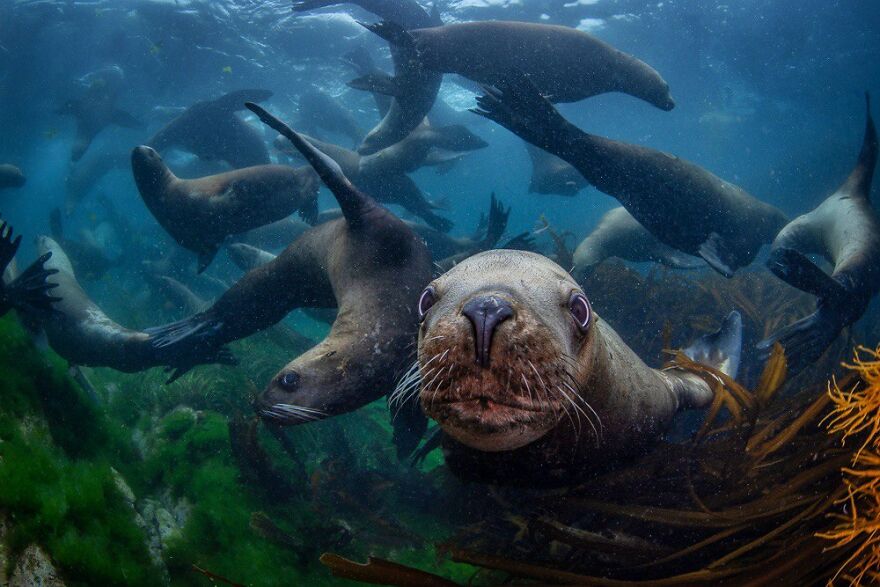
[111,108,143,130]
[3,252,61,314]
[684,311,743,379]
[697,233,736,278]
[347,73,404,97]
[766,247,847,301]
[212,89,273,112]
[146,313,237,383]
[477,193,510,250]
[197,247,220,274]
[0,218,23,272]
[757,308,843,375]
[409,426,443,467]
[246,102,374,227]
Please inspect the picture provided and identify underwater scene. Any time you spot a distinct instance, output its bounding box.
[1,0,880,585]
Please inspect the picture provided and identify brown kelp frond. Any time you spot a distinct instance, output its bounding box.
[817,344,880,585]
[319,553,460,587]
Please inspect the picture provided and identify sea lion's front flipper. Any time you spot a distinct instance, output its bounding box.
[2,252,61,314]
[756,308,843,375]
[347,73,404,97]
[111,108,143,129]
[0,218,23,272]
[766,247,847,301]
[697,233,735,278]
[212,89,273,112]
[478,193,510,250]
[246,102,374,227]
[146,312,237,383]
[684,311,743,379]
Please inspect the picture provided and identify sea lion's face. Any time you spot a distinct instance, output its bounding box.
[416,250,594,452]
[131,146,168,189]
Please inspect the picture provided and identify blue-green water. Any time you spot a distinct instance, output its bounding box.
[0,1,879,585]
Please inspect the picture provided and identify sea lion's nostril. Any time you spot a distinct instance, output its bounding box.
[462,295,513,368]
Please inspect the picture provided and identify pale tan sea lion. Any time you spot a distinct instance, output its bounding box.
[131,146,319,271]
[407,250,740,485]
[759,94,879,373]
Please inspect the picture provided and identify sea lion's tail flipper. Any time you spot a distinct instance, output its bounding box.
[4,252,62,313]
[347,72,404,97]
[756,308,842,375]
[844,92,878,199]
[697,232,736,278]
[478,193,510,250]
[684,311,743,380]
[213,89,273,112]
[111,108,144,130]
[246,102,374,227]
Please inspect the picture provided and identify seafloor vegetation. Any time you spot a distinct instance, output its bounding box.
[1,262,878,585]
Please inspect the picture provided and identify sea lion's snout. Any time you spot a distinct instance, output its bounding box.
[461,295,513,368]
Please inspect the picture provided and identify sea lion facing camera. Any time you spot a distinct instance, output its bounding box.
[131,146,320,271]
[409,250,741,485]
[147,104,432,423]
[473,74,787,277]
[759,94,880,373]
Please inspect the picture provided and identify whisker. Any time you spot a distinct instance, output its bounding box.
[562,380,604,436]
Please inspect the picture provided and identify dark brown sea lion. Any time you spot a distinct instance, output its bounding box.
[0,164,26,190]
[58,65,142,162]
[0,220,59,317]
[147,104,433,423]
[131,146,320,271]
[273,132,454,232]
[405,250,740,485]
[26,236,232,376]
[147,89,273,168]
[473,74,788,277]
[758,94,879,373]
[525,143,587,197]
[366,20,675,109]
[572,207,705,282]
[292,0,443,155]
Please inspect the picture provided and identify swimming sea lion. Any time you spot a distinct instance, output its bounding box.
[274,132,454,232]
[572,207,705,281]
[63,149,128,214]
[58,65,142,162]
[147,103,433,423]
[341,45,392,118]
[131,145,320,271]
[525,143,587,197]
[26,237,232,376]
[406,249,741,484]
[296,87,365,147]
[0,220,59,317]
[234,217,314,252]
[147,89,273,168]
[0,164,26,190]
[293,0,443,155]
[365,20,675,109]
[758,94,879,373]
[473,74,787,277]
[48,208,120,280]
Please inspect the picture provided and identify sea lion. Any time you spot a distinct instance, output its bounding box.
[296,87,365,147]
[48,208,120,280]
[758,94,879,373]
[405,249,741,484]
[25,236,231,376]
[131,146,320,271]
[341,46,392,118]
[147,89,273,168]
[58,65,142,162]
[273,132,454,232]
[0,219,59,317]
[473,74,788,277]
[525,143,587,197]
[0,164,26,190]
[572,207,705,281]
[147,103,433,423]
[365,20,675,109]
[234,217,314,252]
[292,0,443,155]
[63,149,128,214]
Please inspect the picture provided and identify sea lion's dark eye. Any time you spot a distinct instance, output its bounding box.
[418,286,436,321]
[569,292,591,331]
[279,371,300,389]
